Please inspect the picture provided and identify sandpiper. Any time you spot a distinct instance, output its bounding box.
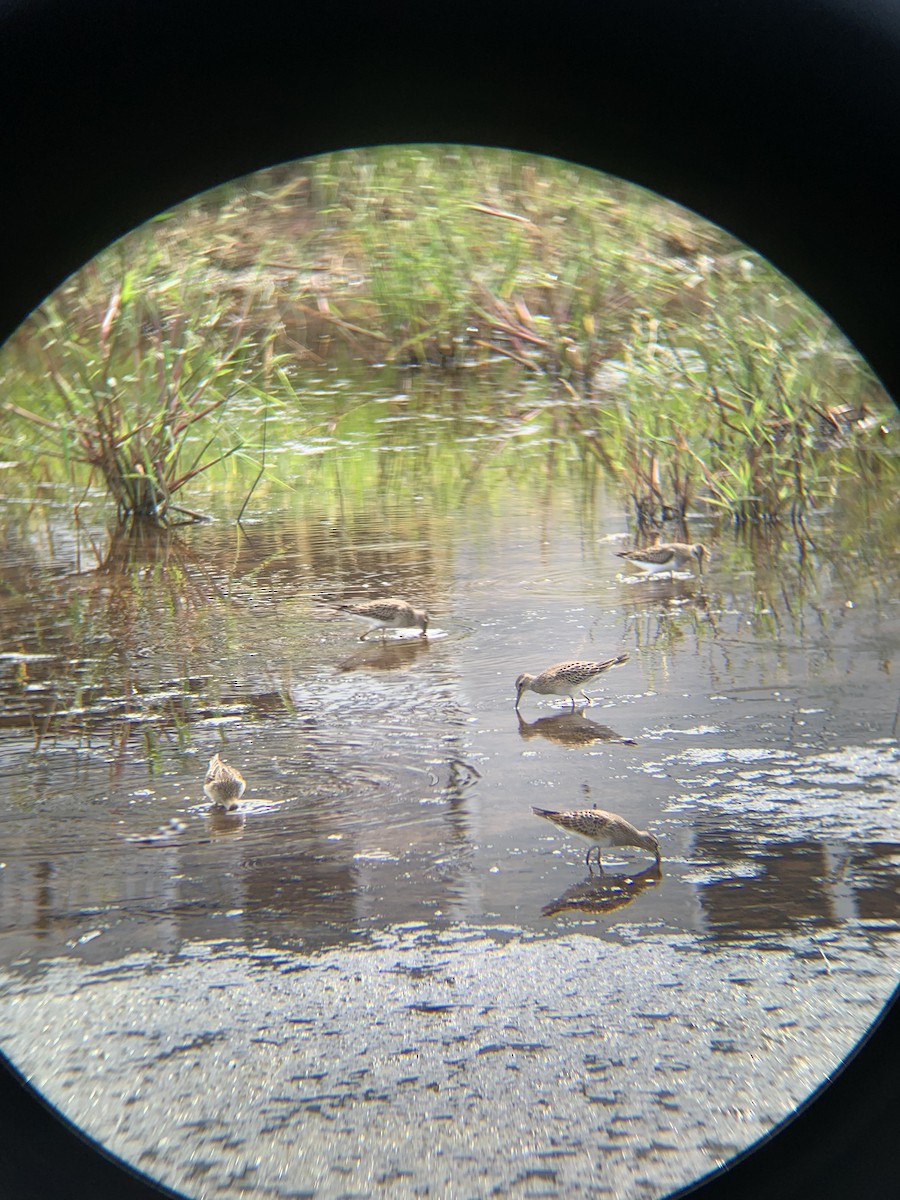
[616,542,709,579]
[203,753,246,810]
[514,655,628,710]
[532,806,661,873]
[337,597,429,640]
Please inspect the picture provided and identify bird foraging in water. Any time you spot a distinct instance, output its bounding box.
[203,753,246,810]
[532,806,660,873]
[616,542,709,580]
[514,655,628,710]
[337,597,429,640]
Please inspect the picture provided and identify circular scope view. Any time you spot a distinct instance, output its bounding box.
[0,145,898,1199]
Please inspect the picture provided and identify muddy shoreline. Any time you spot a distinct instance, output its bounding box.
[2,922,893,1199]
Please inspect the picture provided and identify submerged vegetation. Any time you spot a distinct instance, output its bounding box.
[0,145,895,529]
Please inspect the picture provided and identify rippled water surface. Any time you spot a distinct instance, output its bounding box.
[1,383,899,1199]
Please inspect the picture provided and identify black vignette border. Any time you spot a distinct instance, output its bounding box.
[0,2,898,1200]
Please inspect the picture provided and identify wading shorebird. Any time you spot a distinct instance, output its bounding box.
[514,655,628,711]
[532,806,661,874]
[616,542,709,580]
[203,753,246,810]
[337,597,429,640]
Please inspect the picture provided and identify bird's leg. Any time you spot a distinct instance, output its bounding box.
[582,690,593,707]
[585,847,604,874]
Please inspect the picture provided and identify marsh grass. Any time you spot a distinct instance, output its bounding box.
[0,145,894,528]
[2,272,263,525]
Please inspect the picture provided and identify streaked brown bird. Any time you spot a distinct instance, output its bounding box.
[203,753,246,810]
[616,542,709,579]
[514,655,629,710]
[337,597,429,640]
[532,806,661,873]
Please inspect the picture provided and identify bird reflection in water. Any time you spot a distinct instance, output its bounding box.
[516,710,637,748]
[206,807,245,836]
[336,636,431,674]
[541,860,662,918]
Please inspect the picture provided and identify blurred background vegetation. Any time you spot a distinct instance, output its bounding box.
[0,145,894,531]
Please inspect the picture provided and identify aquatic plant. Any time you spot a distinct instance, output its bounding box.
[0,146,894,529]
[2,273,257,525]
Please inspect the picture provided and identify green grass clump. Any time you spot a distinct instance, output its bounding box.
[2,273,262,525]
[0,145,893,529]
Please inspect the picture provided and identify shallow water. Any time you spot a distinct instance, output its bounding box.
[1,389,899,1198]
